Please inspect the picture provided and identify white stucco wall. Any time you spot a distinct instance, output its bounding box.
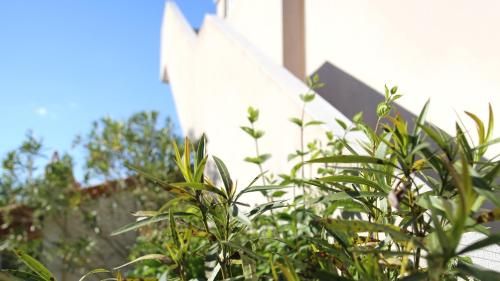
[221,0,284,67]
[163,0,499,269]
[305,0,500,156]
[161,2,352,198]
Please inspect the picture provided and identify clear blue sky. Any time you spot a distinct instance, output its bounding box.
[0,0,215,181]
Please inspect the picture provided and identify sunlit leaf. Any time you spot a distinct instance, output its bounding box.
[14,250,55,281]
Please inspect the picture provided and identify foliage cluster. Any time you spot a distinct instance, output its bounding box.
[2,81,500,281]
[0,112,181,278]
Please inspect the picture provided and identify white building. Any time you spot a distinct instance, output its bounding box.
[160,0,499,268]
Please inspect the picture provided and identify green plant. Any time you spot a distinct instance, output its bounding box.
[110,134,288,280]
[3,85,499,281]
[110,84,499,280]
[0,111,182,279]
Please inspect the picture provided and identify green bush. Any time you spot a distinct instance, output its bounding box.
[3,83,499,281]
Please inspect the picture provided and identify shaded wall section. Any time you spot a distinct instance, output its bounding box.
[312,61,417,129]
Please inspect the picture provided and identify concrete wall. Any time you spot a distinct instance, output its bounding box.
[43,192,138,281]
[305,0,500,157]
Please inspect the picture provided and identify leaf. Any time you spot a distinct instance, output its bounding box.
[300,93,315,103]
[237,185,290,199]
[183,137,192,181]
[111,213,169,236]
[248,201,287,218]
[391,86,398,95]
[194,156,208,183]
[353,112,363,123]
[324,191,385,201]
[316,219,413,243]
[413,99,430,136]
[289,117,303,127]
[231,204,251,225]
[14,250,55,281]
[240,126,255,137]
[0,270,46,281]
[306,120,324,127]
[307,155,395,167]
[276,261,299,281]
[335,119,348,130]
[244,154,271,165]
[222,241,265,261]
[456,261,500,281]
[247,106,259,123]
[457,234,500,255]
[169,211,180,248]
[486,103,494,140]
[241,251,257,281]
[213,156,233,195]
[318,175,386,193]
[196,133,207,167]
[131,210,159,217]
[465,111,486,144]
[125,163,190,196]
[476,189,500,207]
[79,269,110,281]
[170,182,227,199]
[114,254,169,270]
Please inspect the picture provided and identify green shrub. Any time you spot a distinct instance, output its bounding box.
[3,84,499,281]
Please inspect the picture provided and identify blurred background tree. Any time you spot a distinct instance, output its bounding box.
[0,111,182,280]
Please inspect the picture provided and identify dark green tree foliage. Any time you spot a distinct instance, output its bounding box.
[0,112,182,277]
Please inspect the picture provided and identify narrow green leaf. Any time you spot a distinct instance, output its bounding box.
[114,254,169,270]
[465,111,485,144]
[324,191,385,201]
[318,175,386,193]
[305,120,325,127]
[335,119,348,130]
[316,219,412,243]
[240,126,255,137]
[79,269,110,281]
[169,211,180,248]
[222,242,265,261]
[486,103,494,140]
[307,155,395,167]
[171,182,227,199]
[196,134,207,166]
[14,250,55,281]
[125,163,191,196]
[213,156,233,194]
[231,204,251,225]
[244,154,270,165]
[0,270,46,281]
[111,213,169,236]
[413,99,430,136]
[289,117,303,127]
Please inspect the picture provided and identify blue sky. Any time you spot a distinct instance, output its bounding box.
[0,0,215,181]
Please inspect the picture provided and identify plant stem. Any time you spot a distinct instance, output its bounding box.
[300,101,306,207]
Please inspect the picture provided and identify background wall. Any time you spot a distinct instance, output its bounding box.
[305,0,500,157]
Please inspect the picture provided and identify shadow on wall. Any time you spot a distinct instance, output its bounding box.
[311,61,500,233]
[311,61,417,129]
